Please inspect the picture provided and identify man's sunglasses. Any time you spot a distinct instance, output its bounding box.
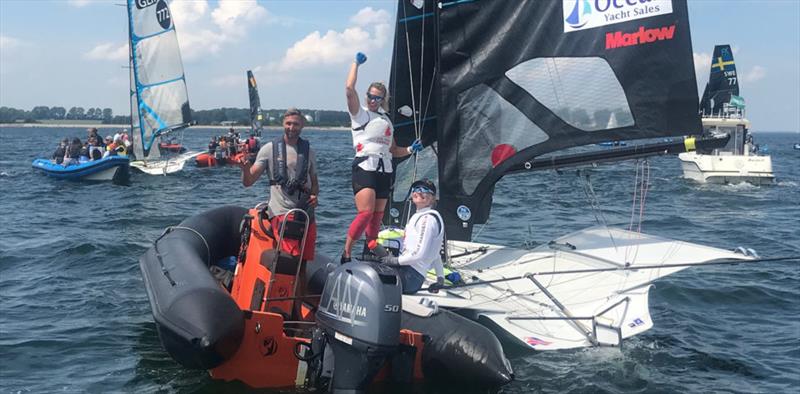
[367,93,384,102]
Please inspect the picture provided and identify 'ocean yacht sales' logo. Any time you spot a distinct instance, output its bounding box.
[565,0,592,29]
[563,0,674,33]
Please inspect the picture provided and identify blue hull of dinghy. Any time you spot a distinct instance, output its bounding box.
[32,156,130,183]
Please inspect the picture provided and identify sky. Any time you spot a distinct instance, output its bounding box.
[0,0,798,132]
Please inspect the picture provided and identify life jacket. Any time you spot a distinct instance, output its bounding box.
[351,107,393,158]
[268,136,310,195]
[414,210,444,237]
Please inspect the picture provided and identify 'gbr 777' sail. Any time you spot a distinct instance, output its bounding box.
[127,0,192,161]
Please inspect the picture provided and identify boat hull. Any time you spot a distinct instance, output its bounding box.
[404,226,752,351]
[32,156,130,184]
[140,206,513,389]
[678,152,774,185]
[139,206,248,369]
[131,151,201,175]
[195,152,244,167]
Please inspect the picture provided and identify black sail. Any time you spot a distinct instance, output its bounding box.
[387,0,702,240]
[247,70,264,136]
[433,0,701,240]
[387,0,440,225]
[699,45,740,115]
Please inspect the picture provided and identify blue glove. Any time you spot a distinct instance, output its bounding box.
[445,272,463,285]
[355,52,367,65]
[409,139,423,154]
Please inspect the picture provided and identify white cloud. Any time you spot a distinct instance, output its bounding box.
[85,42,128,61]
[0,35,23,51]
[741,65,766,83]
[211,0,268,40]
[693,51,711,84]
[67,0,92,7]
[171,0,269,60]
[275,7,391,72]
[80,0,268,62]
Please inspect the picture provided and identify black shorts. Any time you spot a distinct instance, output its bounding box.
[352,157,392,199]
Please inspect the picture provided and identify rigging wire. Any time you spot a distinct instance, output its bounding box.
[624,159,652,269]
[578,170,618,250]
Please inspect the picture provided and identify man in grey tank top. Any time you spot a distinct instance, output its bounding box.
[240,108,319,262]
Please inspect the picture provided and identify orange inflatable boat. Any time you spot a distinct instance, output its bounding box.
[139,206,512,391]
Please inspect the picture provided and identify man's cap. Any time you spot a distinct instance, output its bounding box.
[410,179,436,195]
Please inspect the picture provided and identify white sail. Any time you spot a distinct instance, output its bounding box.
[127,0,191,164]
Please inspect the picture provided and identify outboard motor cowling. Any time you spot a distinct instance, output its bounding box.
[315,262,402,392]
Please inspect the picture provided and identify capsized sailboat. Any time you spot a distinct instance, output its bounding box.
[678,44,774,184]
[386,0,759,351]
[126,0,199,175]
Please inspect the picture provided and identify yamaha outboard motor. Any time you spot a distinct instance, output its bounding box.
[314,261,402,392]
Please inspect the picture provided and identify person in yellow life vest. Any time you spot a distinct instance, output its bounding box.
[104,136,128,158]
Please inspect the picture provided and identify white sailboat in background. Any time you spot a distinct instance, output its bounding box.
[126,0,198,175]
[385,0,760,351]
[678,45,774,184]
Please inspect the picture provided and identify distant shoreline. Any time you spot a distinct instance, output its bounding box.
[0,123,350,131]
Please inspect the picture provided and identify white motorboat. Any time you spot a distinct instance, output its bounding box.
[678,45,774,185]
[678,116,774,184]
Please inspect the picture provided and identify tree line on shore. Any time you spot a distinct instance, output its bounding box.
[0,106,352,127]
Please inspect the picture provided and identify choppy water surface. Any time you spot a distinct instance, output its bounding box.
[1,127,798,393]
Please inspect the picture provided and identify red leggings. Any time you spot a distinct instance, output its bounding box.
[347,211,384,241]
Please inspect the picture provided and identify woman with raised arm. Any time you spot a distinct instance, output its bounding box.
[342,52,422,263]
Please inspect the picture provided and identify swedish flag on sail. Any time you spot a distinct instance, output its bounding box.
[711,47,735,72]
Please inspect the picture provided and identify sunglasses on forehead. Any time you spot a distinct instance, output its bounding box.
[366,93,384,102]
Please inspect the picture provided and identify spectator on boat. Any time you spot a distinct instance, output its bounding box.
[87,128,104,149]
[102,136,117,158]
[208,136,219,155]
[88,142,104,161]
[122,132,132,152]
[227,134,238,157]
[341,51,422,263]
[218,137,229,159]
[52,138,68,164]
[379,179,445,294]
[79,141,90,162]
[63,137,83,166]
[113,136,128,156]
[240,108,319,315]
[245,134,260,163]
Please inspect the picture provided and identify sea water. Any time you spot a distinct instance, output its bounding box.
[1,127,798,393]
